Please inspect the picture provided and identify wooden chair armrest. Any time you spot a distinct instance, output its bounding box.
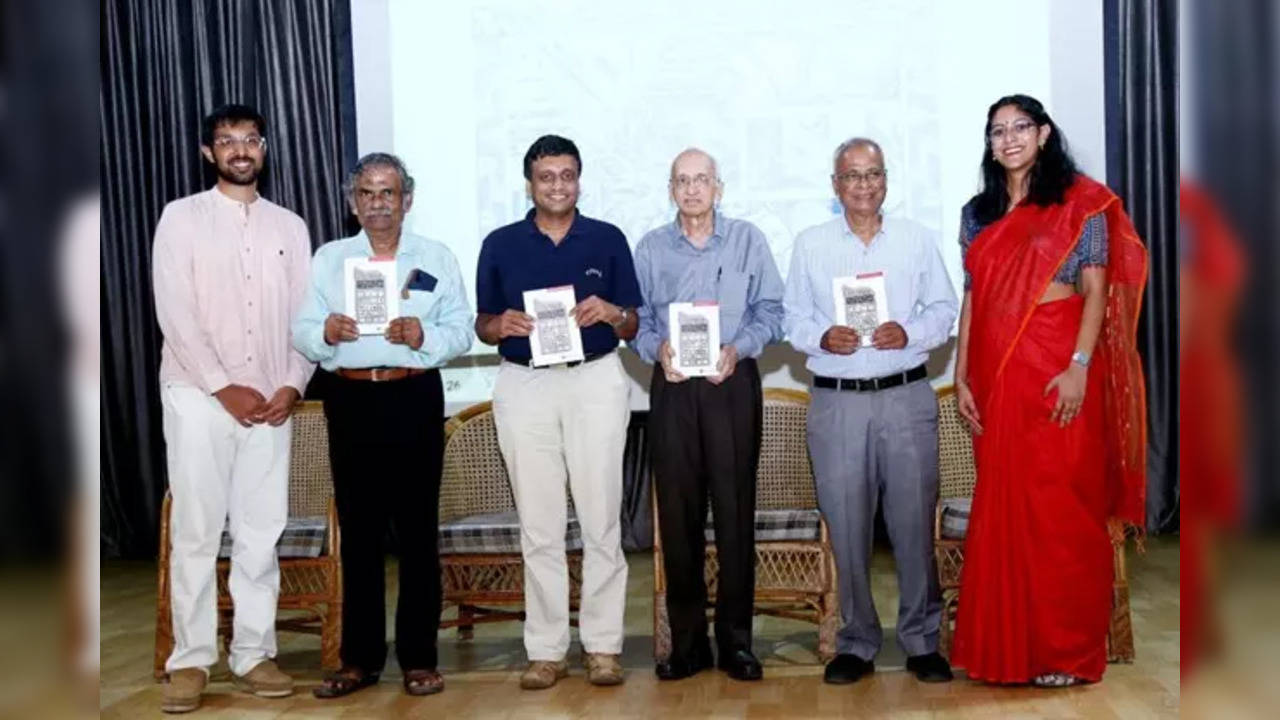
[326,497,340,557]
[934,501,943,542]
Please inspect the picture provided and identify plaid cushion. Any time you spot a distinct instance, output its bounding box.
[217,516,328,559]
[439,511,584,555]
[707,508,822,542]
[939,498,971,540]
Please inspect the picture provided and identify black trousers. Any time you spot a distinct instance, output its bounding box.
[649,358,762,660]
[323,369,444,673]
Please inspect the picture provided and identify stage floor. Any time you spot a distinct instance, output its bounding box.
[101,536,1178,718]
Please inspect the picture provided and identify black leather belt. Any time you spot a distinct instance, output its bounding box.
[813,364,927,392]
[508,352,610,369]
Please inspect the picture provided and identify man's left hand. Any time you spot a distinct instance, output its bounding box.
[571,295,622,327]
[385,317,424,350]
[871,322,908,350]
[708,344,738,385]
[253,387,301,427]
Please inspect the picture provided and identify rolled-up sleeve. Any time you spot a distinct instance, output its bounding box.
[783,235,829,356]
[730,228,785,359]
[629,236,662,364]
[416,247,474,365]
[901,234,959,352]
[291,245,339,364]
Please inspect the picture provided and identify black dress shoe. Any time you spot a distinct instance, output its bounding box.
[655,650,712,681]
[823,654,874,684]
[905,652,954,683]
[717,649,763,681]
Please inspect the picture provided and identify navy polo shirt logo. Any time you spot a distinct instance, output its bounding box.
[585,267,603,278]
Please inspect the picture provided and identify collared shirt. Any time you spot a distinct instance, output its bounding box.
[784,214,958,379]
[476,208,642,363]
[630,212,784,364]
[291,230,473,371]
[152,187,315,397]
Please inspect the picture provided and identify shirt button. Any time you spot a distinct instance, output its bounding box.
[246,274,252,280]
[247,301,253,306]
[247,356,253,362]
[247,329,253,335]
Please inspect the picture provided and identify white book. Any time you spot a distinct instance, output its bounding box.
[344,257,399,335]
[523,285,585,366]
[668,301,721,377]
[832,272,889,347]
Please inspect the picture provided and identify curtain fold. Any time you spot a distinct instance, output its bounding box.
[101,0,357,558]
[1103,0,1180,534]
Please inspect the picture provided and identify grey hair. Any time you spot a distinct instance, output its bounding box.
[344,152,415,200]
[669,147,721,183]
[831,137,885,172]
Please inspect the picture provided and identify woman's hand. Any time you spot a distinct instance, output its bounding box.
[1044,363,1087,426]
[956,380,983,435]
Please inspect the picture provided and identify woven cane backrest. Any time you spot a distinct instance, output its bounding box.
[288,401,334,517]
[756,388,818,510]
[936,388,977,499]
[440,402,516,523]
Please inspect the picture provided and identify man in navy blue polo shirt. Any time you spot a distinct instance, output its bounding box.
[474,135,641,690]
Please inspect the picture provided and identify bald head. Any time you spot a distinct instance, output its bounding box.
[669,148,722,219]
[832,137,884,173]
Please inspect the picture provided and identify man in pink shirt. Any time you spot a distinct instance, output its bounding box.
[151,104,314,713]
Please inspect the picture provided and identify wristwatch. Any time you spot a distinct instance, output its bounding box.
[1070,350,1091,368]
[610,307,629,328]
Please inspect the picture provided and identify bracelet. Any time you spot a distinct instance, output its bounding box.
[610,307,628,328]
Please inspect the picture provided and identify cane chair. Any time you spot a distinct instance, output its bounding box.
[153,401,342,679]
[652,388,839,662]
[933,386,1134,662]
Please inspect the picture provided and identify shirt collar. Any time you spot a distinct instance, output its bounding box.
[524,207,582,241]
[668,211,725,252]
[841,213,886,247]
[357,229,410,259]
[210,185,260,210]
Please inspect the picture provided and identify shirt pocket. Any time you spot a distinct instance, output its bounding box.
[716,270,752,340]
[400,287,441,321]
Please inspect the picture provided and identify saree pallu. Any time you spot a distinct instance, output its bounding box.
[951,175,1147,684]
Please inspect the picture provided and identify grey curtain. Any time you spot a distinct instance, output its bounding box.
[101,0,358,558]
[1103,0,1180,534]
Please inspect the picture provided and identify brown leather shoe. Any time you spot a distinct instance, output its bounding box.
[520,660,569,690]
[233,659,294,698]
[585,653,624,686]
[161,668,206,714]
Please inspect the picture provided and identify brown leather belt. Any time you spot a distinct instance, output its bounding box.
[335,367,427,382]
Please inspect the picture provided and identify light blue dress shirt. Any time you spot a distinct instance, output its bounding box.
[784,215,958,379]
[630,213,785,365]
[292,230,473,370]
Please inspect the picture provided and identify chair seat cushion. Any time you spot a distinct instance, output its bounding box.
[939,497,971,540]
[218,516,328,559]
[439,511,584,555]
[438,508,823,555]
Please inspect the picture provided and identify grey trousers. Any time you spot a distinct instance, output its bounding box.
[807,378,942,661]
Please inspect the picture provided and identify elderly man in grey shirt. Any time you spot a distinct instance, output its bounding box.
[631,148,785,683]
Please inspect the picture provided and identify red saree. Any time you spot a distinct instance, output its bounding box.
[951,175,1147,683]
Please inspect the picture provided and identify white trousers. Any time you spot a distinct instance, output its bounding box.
[162,383,291,676]
[492,353,631,660]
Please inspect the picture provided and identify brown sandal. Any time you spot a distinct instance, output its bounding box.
[312,667,380,698]
[403,668,445,696]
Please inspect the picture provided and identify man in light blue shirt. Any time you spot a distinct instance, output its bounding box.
[293,153,471,699]
[631,148,784,683]
[784,138,957,686]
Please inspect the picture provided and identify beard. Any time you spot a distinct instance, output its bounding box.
[216,157,262,186]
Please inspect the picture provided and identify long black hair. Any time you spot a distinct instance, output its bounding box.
[971,94,1079,225]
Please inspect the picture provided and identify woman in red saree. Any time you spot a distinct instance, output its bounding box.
[950,95,1147,686]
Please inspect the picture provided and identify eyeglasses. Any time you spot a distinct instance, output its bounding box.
[212,135,267,150]
[833,168,886,186]
[987,120,1038,143]
[671,174,717,190]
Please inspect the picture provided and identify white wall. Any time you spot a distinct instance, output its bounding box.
[350,0,1107,413]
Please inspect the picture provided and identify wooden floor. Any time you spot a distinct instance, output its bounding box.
[101,537,1179,718]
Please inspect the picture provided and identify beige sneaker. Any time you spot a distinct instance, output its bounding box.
[520,659,569,690]
[585,653,624,686]
[161,668,207,714]
[233,659,295,698]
